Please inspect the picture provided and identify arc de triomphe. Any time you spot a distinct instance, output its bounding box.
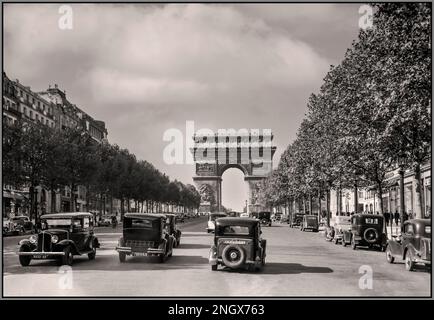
[190,130,276,213]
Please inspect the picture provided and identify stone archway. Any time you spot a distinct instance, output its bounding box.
[191,130,276,213]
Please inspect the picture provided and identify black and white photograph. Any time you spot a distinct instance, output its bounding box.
[1,1,432,301]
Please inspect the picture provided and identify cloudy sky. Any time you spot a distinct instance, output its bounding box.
[4,3,361,211]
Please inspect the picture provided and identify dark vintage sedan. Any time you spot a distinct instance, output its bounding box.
[116,213,175,263]
[289,213,304,228]
[17,212,100,266]
[164,213,182,247]
[386,219,431,271]
[342,214,387,251]
[300,215,319,232]
[209,217,266,272]
[252,211,272,226]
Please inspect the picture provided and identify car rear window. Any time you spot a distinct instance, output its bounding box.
[365,218,380,224]
[222,226,250,235]
[127,218,156,229]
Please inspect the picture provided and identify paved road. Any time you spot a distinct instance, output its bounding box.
[2,217,430,297]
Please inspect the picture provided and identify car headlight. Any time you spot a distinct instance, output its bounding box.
[29,235,37,244]
[51,235,59,244]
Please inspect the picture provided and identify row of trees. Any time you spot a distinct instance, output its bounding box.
[3,119,201,221]
[258,3,431,223]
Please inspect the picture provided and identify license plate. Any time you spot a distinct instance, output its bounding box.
[133,252,147,256]
[33,254,48,259]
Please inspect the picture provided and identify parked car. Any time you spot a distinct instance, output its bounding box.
[252,211,272,226]
[207,212,227,233]
[3,216,34,235]
[326,216,351,244]
[176,214,185,223]
[300,215,319,232]
[386,219,431,271]
[165,213,182,247]
[289,213,304,228]
[97,215,112,227]
[342,214,387,251]
[208,217,266,272]
[17,212,100,266]
[116,213,175,263]
[273,212,282,222]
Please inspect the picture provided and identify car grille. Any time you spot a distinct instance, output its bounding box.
[125,240,155,249]
[37,233,52,252]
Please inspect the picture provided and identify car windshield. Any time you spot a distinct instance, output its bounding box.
[44,218,72,228]
[221,225,250,235]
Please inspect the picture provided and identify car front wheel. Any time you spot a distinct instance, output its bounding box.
[19,246,32,267]
[88,246,96,260]
[119,252,126,263]
[61,246,73,266]
[405,251,415,271]
[351,237,357,250]
[386,246,395,264]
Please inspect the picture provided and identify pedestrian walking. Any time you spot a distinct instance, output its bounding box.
[394,211,399,226]
[384,212,390,226]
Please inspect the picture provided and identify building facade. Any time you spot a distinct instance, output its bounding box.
[2,74,109,219]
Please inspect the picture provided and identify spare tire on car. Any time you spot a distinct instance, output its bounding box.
[222,245,246,269]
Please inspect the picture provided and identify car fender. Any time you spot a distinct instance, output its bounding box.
[57,239,79,255]
[19,239,33,246]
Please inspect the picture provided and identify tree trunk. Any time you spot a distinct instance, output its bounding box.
[377,181,386,233]
[413,163,424,219]
[399,167,405,224]
[70,184,76,212]
[326,188,330,227]
[354,182,358,214]
[29,185,36,222]
[317,188,321,221]
[50,187,56,213]
[110,193,113,215]
[308,193,313,215]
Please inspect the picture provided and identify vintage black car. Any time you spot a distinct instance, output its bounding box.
[165,213,182,247]
[342,214,387,251]
[386,219,431,271]
[289,213,304,228]
[252,211,272,226]
[17,212,100,266]
[325,216,352,244]
[116,213,175,263]
[209,217,266,272]
[300,215,319,232]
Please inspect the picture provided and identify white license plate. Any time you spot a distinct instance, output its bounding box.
[34,254,48,259]
[133,252,147,256]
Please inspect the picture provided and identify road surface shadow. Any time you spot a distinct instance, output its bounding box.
[177,243,210,249]
[220,263,333,275]
[5,254,210,274]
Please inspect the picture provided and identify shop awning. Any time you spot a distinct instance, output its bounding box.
[3,190,28,200]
